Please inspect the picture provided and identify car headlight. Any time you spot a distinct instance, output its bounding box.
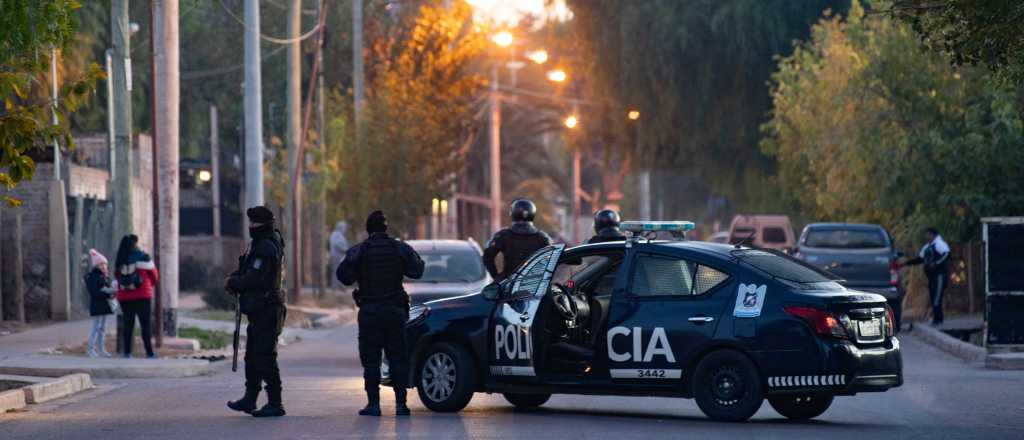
[408,305,429,323]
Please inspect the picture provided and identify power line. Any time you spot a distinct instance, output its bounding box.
[218,0,321,44]
[182,44,287,81]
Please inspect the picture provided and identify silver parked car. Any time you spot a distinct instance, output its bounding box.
[794,223,905,329]
[404,239,491,305]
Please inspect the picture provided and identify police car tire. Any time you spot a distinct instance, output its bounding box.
[692,350,764,422]
[502,392,551,410]
[416,342,476,412]
[768,394,833,420]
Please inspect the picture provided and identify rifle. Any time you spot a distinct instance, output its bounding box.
[232,292,242,372]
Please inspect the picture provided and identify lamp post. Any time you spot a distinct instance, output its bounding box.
[488,31,514,234]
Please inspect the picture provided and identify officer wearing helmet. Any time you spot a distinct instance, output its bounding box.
[483,199,552,281]
[587,209,626,244]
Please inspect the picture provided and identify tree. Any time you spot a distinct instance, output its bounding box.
[565,0,848,220]
[323,0,485,234]
[761,1,1024,246]
[889,0,1024,85]
[0,0,101,205]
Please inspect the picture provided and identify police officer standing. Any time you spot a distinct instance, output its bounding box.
[900,227,951,326]
[483,199,552,281]
[587,209,627,244]
[337,211,425,416]
[226,206,287,418]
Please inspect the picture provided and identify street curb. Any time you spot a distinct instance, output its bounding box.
[0,355,215,379]
[0,388,27,413]
[985,352,1024,370]
[910,323,986,362]
[22,373,93,404]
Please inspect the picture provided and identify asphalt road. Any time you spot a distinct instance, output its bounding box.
[3,323,1022,440]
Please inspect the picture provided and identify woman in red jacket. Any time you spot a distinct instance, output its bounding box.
[114,235,159,358]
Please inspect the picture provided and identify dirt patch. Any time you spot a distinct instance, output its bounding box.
[54,334,197,358]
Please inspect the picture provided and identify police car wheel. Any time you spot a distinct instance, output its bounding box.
[502,392,551,410]
[416,342,476,412]
[768,394,834,420]
[692,350,764,422]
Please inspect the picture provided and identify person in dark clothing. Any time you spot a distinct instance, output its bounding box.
[337,210,425,417]
[85,249,116,357]
[225,206,288,418]
[900,227,951,325]
[587,209,627,244]
[114,235,159,359]
[483,199,552,281]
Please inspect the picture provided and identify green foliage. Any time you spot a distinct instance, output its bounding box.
[890,0,1024,85]
[177,326,232,350]
[0,0,101,205]
[200,267,235,311]
[762,1,1024,247]
[565,0,848,216]
[323,0,485,234]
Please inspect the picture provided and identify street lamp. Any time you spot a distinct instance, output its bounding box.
[198,169,212,183]
[527,50,548,65]
[492,30,514,48]
[547,69,567,83]
[628,110,640,120]
[565,115,578,129]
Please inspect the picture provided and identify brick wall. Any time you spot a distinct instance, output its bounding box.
[68,165,108,200]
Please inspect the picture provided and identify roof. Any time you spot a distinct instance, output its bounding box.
[568,240,737,259]
[802,222,887,230]
[407,239,479,253]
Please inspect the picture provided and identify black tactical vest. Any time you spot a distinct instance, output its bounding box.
[357,237,405,301]
[501,232,550,278]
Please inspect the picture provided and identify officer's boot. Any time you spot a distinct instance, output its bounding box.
[358,388,381,416]
[227,387,260,414]
[395,387,410,416]
[251,387,286,418]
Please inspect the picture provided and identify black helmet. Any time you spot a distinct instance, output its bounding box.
[593,209,621,232]
[509,199,537,222]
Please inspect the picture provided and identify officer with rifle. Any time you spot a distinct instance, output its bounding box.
[338,210,425,417]
[225,206,288,418]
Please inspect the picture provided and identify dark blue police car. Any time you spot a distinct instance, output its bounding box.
[400,222,902,422]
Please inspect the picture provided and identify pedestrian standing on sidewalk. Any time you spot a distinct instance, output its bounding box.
[114,235,159,358]
[85,249,116,358]
[338,210,425,417]
[900,227,951,326]
[225,206,288,418]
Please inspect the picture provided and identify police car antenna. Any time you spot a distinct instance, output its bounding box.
[735,230,756,249]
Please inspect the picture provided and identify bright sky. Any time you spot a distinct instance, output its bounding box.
[465,0,572,27]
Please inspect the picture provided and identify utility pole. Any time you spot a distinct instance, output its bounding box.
[111,0,134,243]
[211,105,223,267]
[244,0,264,209]
[489,66,502,233]
[313,0,327,296]
[286,0,302,304]
[50,48,60,181]
[152,0,180,340]
[352,0,364,133]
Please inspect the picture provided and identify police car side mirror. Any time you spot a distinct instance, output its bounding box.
[482,283,501,301]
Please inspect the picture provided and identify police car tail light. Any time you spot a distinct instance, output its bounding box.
[885,305,896,338]
[784,306,849,339]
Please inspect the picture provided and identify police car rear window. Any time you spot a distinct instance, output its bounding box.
[732,249,839,285]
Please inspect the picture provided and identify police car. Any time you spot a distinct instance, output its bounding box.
[401,221,902,422]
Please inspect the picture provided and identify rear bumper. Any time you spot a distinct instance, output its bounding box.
[765,336,903,396]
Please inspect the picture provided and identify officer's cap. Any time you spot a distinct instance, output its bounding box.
[246,206,275,224]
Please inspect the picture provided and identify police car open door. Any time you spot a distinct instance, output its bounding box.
[489,244,565,379]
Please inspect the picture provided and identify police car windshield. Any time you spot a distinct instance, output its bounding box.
[732,249,843,288]
[409,249,486,283]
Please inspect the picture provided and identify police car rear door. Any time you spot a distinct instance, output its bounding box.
[607,249,733,383]
[489,244,565,380]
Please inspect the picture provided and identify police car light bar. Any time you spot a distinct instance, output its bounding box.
[621,221,695,234]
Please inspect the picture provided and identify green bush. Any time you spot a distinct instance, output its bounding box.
[179,258,209,291]
[178,326,232,350]
[200,267,236,311]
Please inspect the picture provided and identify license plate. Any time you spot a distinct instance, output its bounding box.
[858,319,881,338]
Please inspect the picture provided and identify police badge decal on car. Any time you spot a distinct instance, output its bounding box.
[733,283,767,318]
